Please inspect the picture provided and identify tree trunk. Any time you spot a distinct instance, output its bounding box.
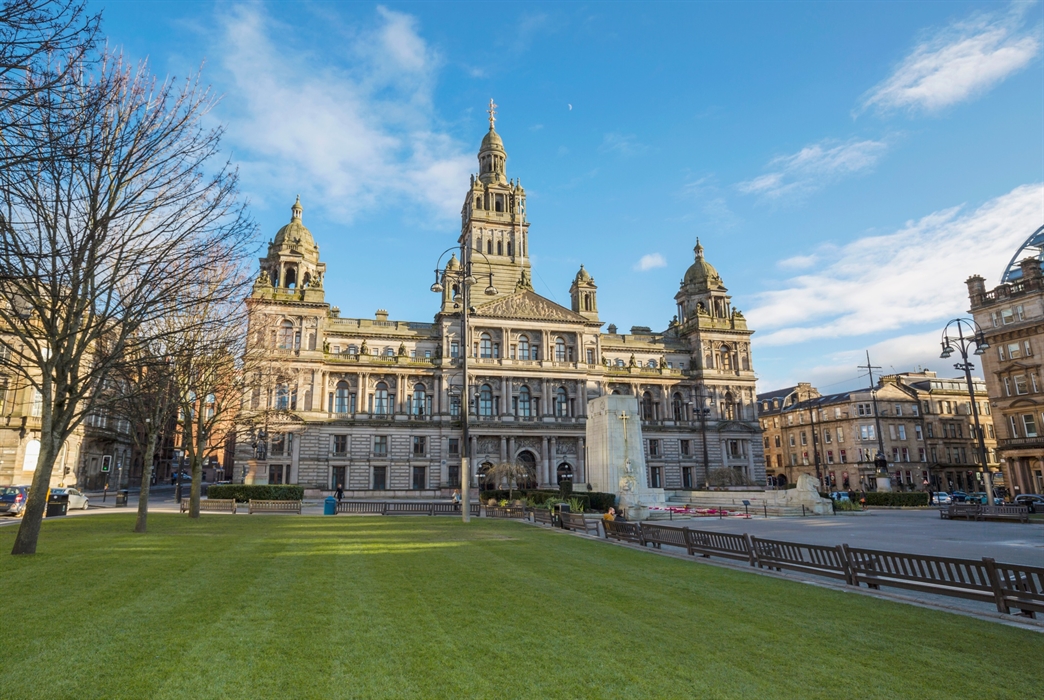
[189,452,203,518]
[10,435,58,555]
[134,430,159,533]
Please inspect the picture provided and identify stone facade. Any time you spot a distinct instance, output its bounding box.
[758,371,999,494]
[236,115,764,493]
[968,255,1044,496]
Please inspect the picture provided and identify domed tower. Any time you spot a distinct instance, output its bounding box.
[459,100,531,299]
[570,264,599,322]
[253,196,327,303]
[675,239,729,322]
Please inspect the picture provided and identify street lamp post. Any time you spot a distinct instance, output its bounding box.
[430,246,497,523]
[690,391,711,488]
[940,318,993,504]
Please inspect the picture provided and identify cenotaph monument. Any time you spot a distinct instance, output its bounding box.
[585,395,666,520]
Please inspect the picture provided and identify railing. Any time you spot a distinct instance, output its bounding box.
[333,501,481,517]
[589,522,1043,618]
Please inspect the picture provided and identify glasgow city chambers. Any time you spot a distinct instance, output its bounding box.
[236,111,765,494]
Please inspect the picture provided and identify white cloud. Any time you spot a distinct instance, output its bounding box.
[861,5,1040,113]
[215,4,471,222]
[635,253,667,271]
[778,254,819,271]
[746,183,1044,347]
[738,139,888,201]
[600,132,647,156]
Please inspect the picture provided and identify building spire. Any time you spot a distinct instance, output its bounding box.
[487,98,497,130]
[694,237,704,259]
[292,195,303,221]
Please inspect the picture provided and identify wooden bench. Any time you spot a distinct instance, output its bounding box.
[531,509,556,526]
[976,505,1030,523]
[560,511,600,536]
[752,537,851,582]
[942,503,980,520]
[248,500,302,515]
[640,523,687,550]
[180,498,236,514]
[843,545,996,604]
[684,530,755,565]
[603,519,645,545]
[989,561,1044,618]
[384,502,434,516]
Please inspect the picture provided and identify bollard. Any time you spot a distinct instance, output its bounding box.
[764,503,768,518]
[802,504,806,517]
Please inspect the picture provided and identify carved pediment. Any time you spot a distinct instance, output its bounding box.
[472,290,587,323]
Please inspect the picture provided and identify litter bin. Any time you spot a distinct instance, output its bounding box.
[46,493,69,517]
[115,489,129,507]
[324,496,337,516]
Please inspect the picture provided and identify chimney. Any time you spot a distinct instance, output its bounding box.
[1019,257,1042,281]
[375,309,389,321]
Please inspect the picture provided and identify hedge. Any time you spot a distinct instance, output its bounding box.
[479,489,617,512]
[205,484,304,503]
[864,492,929,507]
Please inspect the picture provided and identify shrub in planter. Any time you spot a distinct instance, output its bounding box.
[205,484,304,503]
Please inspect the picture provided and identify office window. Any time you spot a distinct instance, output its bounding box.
[448,438,459,455]
[373,435,388,456]
[1015,375,1029,395]
[1023,414,1038,438]
[648,439,660,457]
[898,425,906,440]
[333,435,348,455]
[412,436,426,456]
[680,439,690,456]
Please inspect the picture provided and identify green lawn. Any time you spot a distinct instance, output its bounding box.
[1,515,1041,699]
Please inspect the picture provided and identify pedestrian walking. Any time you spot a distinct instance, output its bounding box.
[335,483,344,501]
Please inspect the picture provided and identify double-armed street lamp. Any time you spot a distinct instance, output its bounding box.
[430,246,497,523]
[940,318,993,504]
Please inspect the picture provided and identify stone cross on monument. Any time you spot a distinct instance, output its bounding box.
[487,98,497,129]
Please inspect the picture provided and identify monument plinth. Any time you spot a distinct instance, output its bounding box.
[585,395,665,519]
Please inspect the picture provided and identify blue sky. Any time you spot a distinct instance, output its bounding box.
[100,1,1043,391]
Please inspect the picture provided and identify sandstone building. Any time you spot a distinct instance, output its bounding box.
[968,227,1044,496]
[758,371,998,494]
[236,113,765,494]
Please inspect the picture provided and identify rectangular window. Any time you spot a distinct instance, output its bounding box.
[889,425,896,440]
[373,436,388,456]
[1025,340,1033,357]
[30,389,42,417]
[680,439,690,456]
[450,341,459,358]
[333,435,348,455]
[898,425,907,440]
[823,430,831,444]
[1015,375,1029,395]
[800,431,807,445]
[648,439,660,457]
[834,407,841,419]
[1002,308,1014,324]
[902,447,910,462]
[650,466,662,488]
[837,427,844,442]
[412,436,426,456]
[1004,377,1012,396]
[926,423,934,438]
[826,450,834,464]
[895,404,903,416]
[1008,342,1022,359]
[450,396,461,417]
[1009,415,1019,438]
[789,434,796,447]
[892,447,900,462]
[1023,414,1038,438]
[915,425,923,440]
[331,466,346,491]
[448,438,459,456]
[1017,304,1025,321]
[373,466,387,490]
[999,345,1007,361]
[586,349,595,364]
[912,403,919,416]
[840,449,847,463]
[412,466,426,490]
[919,447,926,462]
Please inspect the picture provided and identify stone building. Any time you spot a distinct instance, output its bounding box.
[968,226,1044,496]
[758,371,998,493]
[0,335,137,489]
[236,112,765,494]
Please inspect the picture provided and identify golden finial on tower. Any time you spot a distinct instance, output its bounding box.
[487,98,497,129]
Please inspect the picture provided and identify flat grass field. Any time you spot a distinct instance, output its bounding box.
[1,515,1041,699]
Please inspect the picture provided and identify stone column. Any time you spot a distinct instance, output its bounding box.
[500,435,507,462]
[549,436,558,483]
[507,436,515,463]
[542,435,551,486]
[721,439,728,469]
[747,439,755,480]
[359,372,369,414]
[502,375,511,416]
[578,437,585,484]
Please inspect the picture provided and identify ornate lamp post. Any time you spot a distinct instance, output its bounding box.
[430,246,497,523]
[940,318,993,504]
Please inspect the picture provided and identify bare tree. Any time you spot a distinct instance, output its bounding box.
[0,54,254,555]
[109,338,177,533]
[484,460,536,502]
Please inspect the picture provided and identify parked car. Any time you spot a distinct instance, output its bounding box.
[50,487,89,510]
[1014,494,1044,513]
[829,491,850,501]
[0,485,30,516]
[950,491,968,503]
[932,492,952,505]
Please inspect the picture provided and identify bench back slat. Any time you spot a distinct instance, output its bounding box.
[987,560,1044,615]
[843,545,995,602]
[603,520,644,544]
[641,524,687,548]
[248,499,302,514]
[751,537,849,581]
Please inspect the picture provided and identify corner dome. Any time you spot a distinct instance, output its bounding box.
[574,264,593,285]
[480,127,505,154]
[682,239,724,290]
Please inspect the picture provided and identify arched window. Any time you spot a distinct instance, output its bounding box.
[347,345,357,356]
[555,387,569,417]
[507,241,513,257]
[641,391,654,420]
[385,347,394,357]
[648,359,657,368]
[518,385,532,417]
[584,295,592,311]
[277,320,294,349]
[555,337,566,362]
[720,344,733,370]
[487,240,493,255]
[673,392,685,421]
[497,241,503,256]
[479,384,493,416]
[412,383,426,416]
[518,335,530,360]
[480,333,493,358]
[475,196,482,210]
[335,381,350,414]
[556,462,573,485]
[723,391,735,420]
[374,382,390,415]
[285,266,297,289]
[616,359,624,367]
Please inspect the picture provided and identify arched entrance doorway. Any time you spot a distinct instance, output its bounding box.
[516,451,537,489]
[556,462,573,485]
[479,462,494,489]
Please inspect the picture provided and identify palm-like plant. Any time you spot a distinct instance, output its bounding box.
[484,460,536,502]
